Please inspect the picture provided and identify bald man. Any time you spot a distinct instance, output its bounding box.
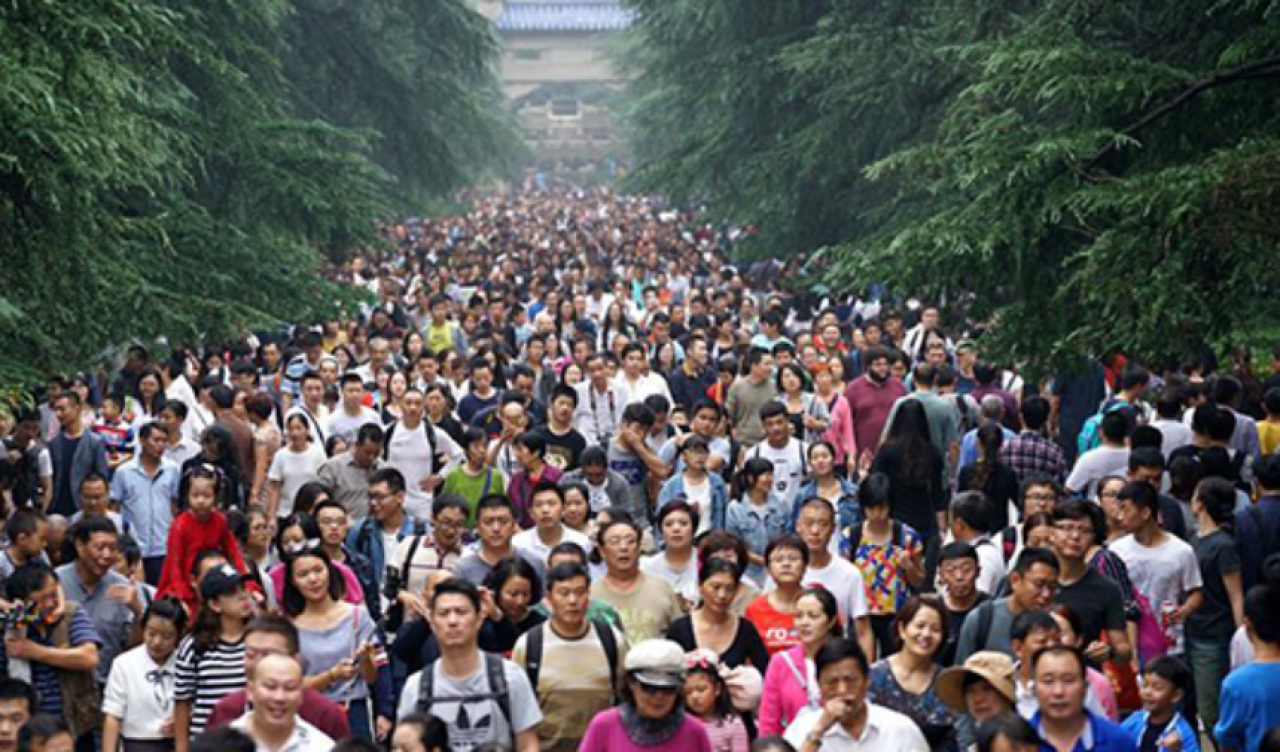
[232,654,334,752]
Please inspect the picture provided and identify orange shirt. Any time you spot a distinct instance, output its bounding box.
[745,594,800,655]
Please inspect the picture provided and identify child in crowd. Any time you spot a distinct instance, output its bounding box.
[1120,656,1199,752]
[157,465,254,614]
[684,650,749,752]
[92,392,135,470]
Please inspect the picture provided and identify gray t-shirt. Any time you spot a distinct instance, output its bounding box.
[397,657,543,751]
[954,597,1017,664]
[55,563,133,682]
[453,549,547,588]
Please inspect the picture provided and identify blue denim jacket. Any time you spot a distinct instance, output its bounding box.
[726,493,789,583]
[789,476,862,532]
[656,471,729,536]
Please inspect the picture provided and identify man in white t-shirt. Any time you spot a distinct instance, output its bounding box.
[231,653,334,752]
[1109,481,1203,653]
[948,491,1007,596]
[285,372,330,447]
[792,498,875,662]
[746,402,809,512]
[1065,412,1130,497]
[513,484,592,567]
[614,342,673,407]
[574,354,628,445]
[325,374,382,445]
[384,388,464,521]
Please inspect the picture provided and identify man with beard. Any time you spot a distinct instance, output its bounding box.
[843,347,907,463]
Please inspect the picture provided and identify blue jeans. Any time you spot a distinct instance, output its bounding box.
[1186,634,1232,732]
[347,697,372,740]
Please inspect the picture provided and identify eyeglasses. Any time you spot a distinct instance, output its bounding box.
[1054,524,1092,539]
[317,518,346,528]
[434,517,465,530]
[1026,492,1058,502]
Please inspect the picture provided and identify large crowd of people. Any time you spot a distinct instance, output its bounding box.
[2,186,1280,752]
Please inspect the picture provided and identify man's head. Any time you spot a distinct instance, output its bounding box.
[1031,646,1088,724]
[1051,499,1102,563]
[1008,548,1060,611]
[579,446,609,486]
[430,494,468,549]
[339,373,365,411]
[1010,610,1061,672]
[814,638,871,720]
[246,653,306,732]
[950,491,995,540]
[545,562,591,631]
[795,497,837,554]
[1127,446,1165,487]
[744,348,773,383]
[1115,480,1160,535]
[550,385,578,427]
[475,494,517,551]
[51,393,82,430]
[244,615,301,674]
[622,343,647,378]
[352,423,384,468]
[313,500,350,548]
[0,679,35,752]
[760,401,790,446]
[368,467,406,525]
[513,432,547,472]
[1139,655,1190,719]
[938,542,980,602]
[863,347,891,383]
[598,517,642,576]
[975,713,1041,752]
[71,516,120,581]
[469,358,493,392]
[528,482,564,530]
[429,577,484,650]
[1020,476,1061,518]
[3,564,59,616]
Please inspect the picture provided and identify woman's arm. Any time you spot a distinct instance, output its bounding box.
[251,436,272,504]
[173,700,192,752]
[102,715,123,752]
[265,479,282,521]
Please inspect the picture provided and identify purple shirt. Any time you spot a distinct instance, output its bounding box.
[844,375,907,457]
[579,708,713,752]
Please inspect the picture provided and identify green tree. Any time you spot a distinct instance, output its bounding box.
[0,0,518,384]
[619,0,1280,372]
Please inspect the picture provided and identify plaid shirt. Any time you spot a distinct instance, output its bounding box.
[999,430,1066,484]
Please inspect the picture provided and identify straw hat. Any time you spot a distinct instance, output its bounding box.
[936,651,1017,713]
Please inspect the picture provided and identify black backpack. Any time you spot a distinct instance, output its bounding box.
[523,619,620,703]
[417,652,513,746]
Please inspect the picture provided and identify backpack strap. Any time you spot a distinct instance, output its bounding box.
[524,623,545,693]
[481,467,494,498]
[592,618,620,703]
[973,600,996,654]
[891,520,905,549]
[485,652,513,745]
[382,420,398,461]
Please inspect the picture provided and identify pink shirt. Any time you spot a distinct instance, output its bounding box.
[1088,666,1120,721]
[268,560,365,606]
[822,392,857,466]
[579,708,713,752]
[759,645,819,737]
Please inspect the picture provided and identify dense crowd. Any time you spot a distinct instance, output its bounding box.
[3,187,1280,752]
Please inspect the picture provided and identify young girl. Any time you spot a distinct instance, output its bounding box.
[726,457,788,587]
[845,473,925,658]
[684,650,750,752]
[265,413,327,523]
[173,563,254,746]
[103,598,189,752]
[745,535,809,655]
[158,466,255,615]
[561,481,594,538]
[284,547,389,740]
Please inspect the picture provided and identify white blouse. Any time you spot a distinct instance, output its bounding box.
[103,644,177,740]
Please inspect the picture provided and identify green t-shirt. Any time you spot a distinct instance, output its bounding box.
[441,465,505,527]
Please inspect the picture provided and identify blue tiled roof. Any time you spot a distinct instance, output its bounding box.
[496,2,635,32]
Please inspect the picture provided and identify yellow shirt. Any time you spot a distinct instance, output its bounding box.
[1259,419,1280,456]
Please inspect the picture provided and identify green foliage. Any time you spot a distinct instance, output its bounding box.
[619,0,1280,374]
[0,0,518,385]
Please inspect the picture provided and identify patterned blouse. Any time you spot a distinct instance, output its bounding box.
[867,658,957,752]
[843,521,924,615]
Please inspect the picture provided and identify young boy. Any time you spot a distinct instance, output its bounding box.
[1121,656,1199,752]
[92,392,136,470]
[440,427,505,528]
[1110,482,1203,656]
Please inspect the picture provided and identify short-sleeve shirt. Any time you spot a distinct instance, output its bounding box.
[867,659,957,750]
[591,573,683,644]
[846,523,924,615]
[511,623,628,749]
[103,644,177,740]
[1109,533,1202,652]
[297,604,386,703]
[1055,567,1126,648]
[801,556,870,625]
[745,595,799,655]
[55,563,135,682]
[267,445,327,518]
[396,657,544,752]
[0,608,101,716]
[1186,529,1243,642]
[173,634,247,737]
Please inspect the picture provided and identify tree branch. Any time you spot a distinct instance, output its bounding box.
[1086,54,1280,170]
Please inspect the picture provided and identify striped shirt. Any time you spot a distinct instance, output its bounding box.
[0,608,101,717]
[173,634,247,736]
